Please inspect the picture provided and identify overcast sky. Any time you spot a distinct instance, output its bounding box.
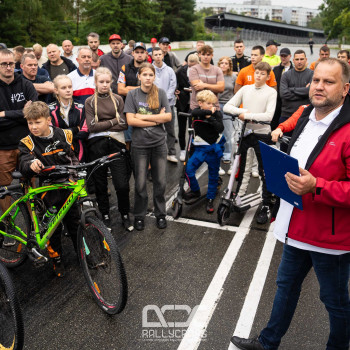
[270,0,323,9]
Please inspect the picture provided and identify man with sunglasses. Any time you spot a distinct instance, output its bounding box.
[0,48,37,213]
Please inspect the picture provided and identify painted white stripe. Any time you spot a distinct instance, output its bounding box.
[177,207,258,350]
[165,215,239,232]
[228,223,276,350]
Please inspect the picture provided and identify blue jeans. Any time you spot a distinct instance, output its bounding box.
[186,145,222,199]
[132,143,167,218]
[259,244,350,350]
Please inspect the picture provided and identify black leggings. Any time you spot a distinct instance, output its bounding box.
[88,137,131,216]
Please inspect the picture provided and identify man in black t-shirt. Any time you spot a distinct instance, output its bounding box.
[231,39,250,75]
[158,37,181,73]
[43,44,76,80]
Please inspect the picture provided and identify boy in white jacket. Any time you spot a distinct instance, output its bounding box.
[224,61,277,224]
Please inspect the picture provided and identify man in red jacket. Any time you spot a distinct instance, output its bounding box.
[231,58,350,350]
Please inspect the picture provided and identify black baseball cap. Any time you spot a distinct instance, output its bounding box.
[159,37,170,44]
[133,42,146,51]
[266,39,281,47]
[280,48,291,56]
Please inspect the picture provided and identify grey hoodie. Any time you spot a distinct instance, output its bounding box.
[153,62,177,106]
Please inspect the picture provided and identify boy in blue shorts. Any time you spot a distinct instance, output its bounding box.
[183,90,225,213]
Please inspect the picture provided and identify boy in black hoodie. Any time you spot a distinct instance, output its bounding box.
[18,101,79,277]
[183,90,225,213]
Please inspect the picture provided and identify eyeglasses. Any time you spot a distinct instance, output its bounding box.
[0,62,15,68]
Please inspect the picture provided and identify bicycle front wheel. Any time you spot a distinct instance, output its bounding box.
[0,199,30,268]
[0,262,24,350]
[77,217,128,314]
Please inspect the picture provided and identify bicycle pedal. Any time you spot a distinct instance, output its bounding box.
[28,248,48,264]
[33,256,48,268]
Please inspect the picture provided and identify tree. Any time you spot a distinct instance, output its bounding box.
[307,13,323,30]
[83,0,162,42]
[320,0,350,40]
[158,0,196,41]
[265,14,270,20]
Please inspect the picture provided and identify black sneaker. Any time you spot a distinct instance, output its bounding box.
[52,256,65,278]
[183,189,201,201]
[256,205,270,224]
[230,335,264,350]
[134,217,145,231]
[156,216,167,229]
[206,199,214,214]
[122,214,134,232]
[103,214,111,231]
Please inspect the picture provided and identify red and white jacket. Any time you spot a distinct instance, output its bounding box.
[49,100,88,162]
[286,98,350,251]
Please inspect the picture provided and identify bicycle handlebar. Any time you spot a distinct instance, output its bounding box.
[39,151,123,175]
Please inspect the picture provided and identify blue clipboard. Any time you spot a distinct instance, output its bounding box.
[259,141,303,210]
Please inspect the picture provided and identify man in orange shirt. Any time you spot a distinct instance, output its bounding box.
[234,45,277,94]
[309,46,330,70]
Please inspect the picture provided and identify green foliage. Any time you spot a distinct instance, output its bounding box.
[82,0,162,42]
[158,0,196,41]
[0,0,200,47]
[320,0,350,41]
[307,14,323,30]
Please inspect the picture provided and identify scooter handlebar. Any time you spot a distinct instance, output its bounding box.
[178,112,192,118]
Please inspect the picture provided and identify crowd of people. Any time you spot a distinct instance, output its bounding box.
[0,33,350,348]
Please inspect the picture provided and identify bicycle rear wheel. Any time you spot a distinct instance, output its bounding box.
[77,216,128,315]
[0,198,30,268]
[0,262,24,350]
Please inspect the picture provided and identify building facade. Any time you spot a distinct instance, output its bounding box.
[196,0,319,27]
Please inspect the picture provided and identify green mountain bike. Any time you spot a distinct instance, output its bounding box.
[0,152,128,315]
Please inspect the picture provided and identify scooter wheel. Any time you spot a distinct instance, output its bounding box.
[172,199,183,220]
[217,204,230,226]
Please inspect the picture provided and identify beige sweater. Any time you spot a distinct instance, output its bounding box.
[223,84,277,134]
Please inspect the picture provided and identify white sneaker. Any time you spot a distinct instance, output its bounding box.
[252,171,259,178]
[219,167,225,175]
[179,150,186,162]
[227,166,233,175]
[167,155,179,163]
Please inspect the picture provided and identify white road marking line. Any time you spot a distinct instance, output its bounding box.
[166,215,239,232]
[228,223,276,350]
[177,207,258,350]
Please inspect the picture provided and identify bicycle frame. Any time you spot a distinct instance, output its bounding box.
[0,178,88,251]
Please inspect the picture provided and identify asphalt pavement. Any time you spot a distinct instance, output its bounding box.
[6,45,337,350]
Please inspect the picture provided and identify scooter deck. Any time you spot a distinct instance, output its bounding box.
[234,192,261,212]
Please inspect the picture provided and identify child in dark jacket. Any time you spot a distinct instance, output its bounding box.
[183,90,225,213]
[49,75,88,162]
[18,101,79,278]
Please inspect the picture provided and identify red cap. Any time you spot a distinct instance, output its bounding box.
[109,34,122,42]
[150,38,157,43]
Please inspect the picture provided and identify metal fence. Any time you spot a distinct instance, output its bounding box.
[211,27,337,45]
